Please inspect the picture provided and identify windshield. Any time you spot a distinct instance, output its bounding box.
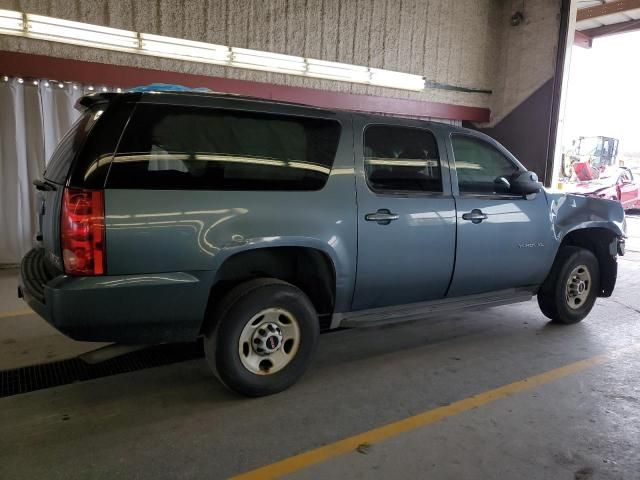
[576,137,602,157]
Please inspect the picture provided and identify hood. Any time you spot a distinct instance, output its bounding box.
[563,177,616,195]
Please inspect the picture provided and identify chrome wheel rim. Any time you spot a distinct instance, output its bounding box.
[565,264,591,310]
[238,308,300,375]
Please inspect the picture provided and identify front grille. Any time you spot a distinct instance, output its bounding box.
[0,342,203,398]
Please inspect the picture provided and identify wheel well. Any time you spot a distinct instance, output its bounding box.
[560,228,617,297]
[203,247,336,332]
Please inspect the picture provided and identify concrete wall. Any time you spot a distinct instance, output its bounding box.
[488,0,561,125]
[0,0,567,178]
[0,0,500,109]
[480,0,565,181]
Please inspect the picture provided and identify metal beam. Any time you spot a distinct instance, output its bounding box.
[574,30,593,48]
[576,0,640,21]
[0,50,491,122]
[581,17,640,37]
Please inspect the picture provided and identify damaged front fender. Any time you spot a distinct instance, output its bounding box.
[547,192,626,242]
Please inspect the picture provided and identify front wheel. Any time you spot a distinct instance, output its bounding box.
[204,278,319,397]
[537,246,600,324]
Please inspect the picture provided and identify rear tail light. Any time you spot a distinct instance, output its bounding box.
[61,188,105,275]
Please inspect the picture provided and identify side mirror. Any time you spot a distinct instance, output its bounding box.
[510,171,542,195]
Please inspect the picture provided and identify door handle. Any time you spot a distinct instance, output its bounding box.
[365,209,399,225]
[462,209,488,224]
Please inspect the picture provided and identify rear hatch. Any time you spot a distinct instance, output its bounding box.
[35,101,114,273]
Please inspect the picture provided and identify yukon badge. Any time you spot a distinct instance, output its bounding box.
[518,242,545,248]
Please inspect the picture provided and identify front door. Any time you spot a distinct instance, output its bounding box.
[447,134,555,297]
[352,119,456,310]
[618,170,639,209]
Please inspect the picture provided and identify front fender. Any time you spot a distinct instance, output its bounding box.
[547,192,626,242]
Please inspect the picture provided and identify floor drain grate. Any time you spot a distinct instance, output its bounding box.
[0,342,203,398]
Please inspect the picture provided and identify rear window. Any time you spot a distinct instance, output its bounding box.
[43,107,104,184]
[106,104,342,190]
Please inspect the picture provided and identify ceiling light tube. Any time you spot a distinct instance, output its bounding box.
[0,8,430,92]
[0,9,22,33]
[140,33,230,63]
[306,58,371,83]
[26,13,138,50]
[231,47,306,73]
[369,68,425,91]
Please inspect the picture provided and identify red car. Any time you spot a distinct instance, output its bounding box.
[568,167,640,211]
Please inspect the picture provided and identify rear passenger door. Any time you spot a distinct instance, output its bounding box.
[447,134,553,297]
[352,118,456,310]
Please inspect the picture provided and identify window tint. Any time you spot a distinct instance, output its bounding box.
[44,107,103,184]
[451,135,520,195]
[107,104,341,190]
[364,125,441,193]
[68,102,134,189]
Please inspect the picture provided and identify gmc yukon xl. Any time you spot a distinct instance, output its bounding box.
[19,90,626,396]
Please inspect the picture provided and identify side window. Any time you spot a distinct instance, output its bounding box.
[364,125,442,193]
[107,104,341,190]
[451,135,520,195]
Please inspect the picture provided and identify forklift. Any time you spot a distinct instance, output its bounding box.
[562,136,619,181]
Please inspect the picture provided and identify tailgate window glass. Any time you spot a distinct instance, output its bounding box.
[107,104,341,190]
[44,107,104,184]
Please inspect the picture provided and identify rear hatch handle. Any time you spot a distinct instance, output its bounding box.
[33,179,57,191]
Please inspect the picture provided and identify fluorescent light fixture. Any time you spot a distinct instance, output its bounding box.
[0,8,429,92]
[140,33,229,64]
[306,58,370,83]
[26,13,138,50]
[0,9,22,33]
[370,68,425,91]
[231,47,306,73]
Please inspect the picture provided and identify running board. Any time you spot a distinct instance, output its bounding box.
[335,288,535,329]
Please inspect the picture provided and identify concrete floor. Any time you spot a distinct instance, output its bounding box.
[1,213,639,480]
[0,269,108,369]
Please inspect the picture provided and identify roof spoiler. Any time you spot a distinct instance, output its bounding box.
[75,92,120,112]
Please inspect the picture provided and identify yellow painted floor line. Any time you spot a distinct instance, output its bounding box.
[0,308,33,319]
[231,345,639,480]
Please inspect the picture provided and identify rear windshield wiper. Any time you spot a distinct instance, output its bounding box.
[33,179,57,191]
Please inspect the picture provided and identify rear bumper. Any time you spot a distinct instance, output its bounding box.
[19,248,213,344]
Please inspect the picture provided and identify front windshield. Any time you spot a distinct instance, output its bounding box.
[576,137,602,156]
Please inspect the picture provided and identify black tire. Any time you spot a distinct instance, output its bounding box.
[537,246,600,324]
[203,278,319,397]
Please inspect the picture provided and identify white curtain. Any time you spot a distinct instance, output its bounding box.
[0,79,86,265]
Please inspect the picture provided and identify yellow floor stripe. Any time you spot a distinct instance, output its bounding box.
[231,346,637,480]
[0,308,33,319]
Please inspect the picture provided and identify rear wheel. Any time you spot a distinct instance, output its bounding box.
[204,278,319,397]
[537,246,600,324]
